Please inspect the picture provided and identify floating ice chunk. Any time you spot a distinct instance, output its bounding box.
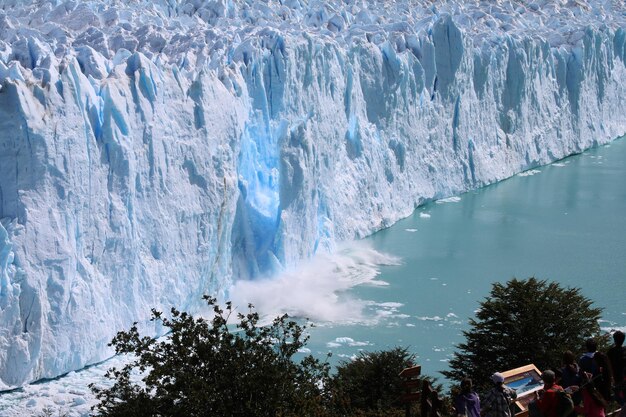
[419,212,431,218]
[326,337,371,347]
[377,302,404,309]
[337,354,358,360]
[436,196,461,204]
[517,169,542,177]
[416,316,444,321]
[349,341,372,347]
[405,228,418,232]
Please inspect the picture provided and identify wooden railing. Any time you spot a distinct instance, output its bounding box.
[400,365,444,417]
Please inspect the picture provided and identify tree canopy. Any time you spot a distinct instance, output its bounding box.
[90,296,330,417]
[442,277,603,390]
[330,347,416,415]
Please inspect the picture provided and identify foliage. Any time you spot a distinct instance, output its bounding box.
[90,296,330,417]
[329,347,417,415]
[443,278,603,391]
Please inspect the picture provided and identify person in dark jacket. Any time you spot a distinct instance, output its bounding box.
[455,378,481,417]
[561,350,583,409]
[593,352,614,403]
[561,351,582,389]
[607,330,625,409]
[579,338,599,375]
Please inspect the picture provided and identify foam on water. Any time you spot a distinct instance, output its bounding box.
[602,326,626,333]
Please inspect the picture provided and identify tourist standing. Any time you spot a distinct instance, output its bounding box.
[561,350,583,412]
[575,371,607,417]
[482,373,517,417]
[592,352,614,403]
[579,338,599,375]
[455,378,481,417]
[561,351,582,390]
[534,370,564,417]
[607,330,626,417]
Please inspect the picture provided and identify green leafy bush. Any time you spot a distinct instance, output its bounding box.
[329,347,417,416]
[90,296,330,417]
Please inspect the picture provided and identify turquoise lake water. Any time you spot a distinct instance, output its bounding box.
[303,136,626,382]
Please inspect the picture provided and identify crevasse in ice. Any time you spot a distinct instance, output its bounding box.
[0,0,625,388]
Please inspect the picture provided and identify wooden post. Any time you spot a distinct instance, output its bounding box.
[399,365,422,417]
[421,380,442,417]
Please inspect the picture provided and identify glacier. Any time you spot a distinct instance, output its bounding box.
[0,0,625,389]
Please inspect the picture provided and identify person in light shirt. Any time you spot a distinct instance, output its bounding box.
[482,372,517,417]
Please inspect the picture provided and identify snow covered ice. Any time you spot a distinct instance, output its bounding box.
[0,0,625,402]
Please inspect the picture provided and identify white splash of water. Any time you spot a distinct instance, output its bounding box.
[228,242,400,324]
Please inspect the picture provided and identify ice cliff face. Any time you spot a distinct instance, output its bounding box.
[0,0,625,388]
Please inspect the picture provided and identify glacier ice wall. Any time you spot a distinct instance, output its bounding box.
[0,0,625,388]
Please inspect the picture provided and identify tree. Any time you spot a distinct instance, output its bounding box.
[443,278,603,391]
[329,347,417,416]
[90,296,330,417]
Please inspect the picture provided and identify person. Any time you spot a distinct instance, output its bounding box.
[482,372,517,417]
[579,338,599,375]
[574,371,606,417]
[561,351,582,390]
[592,352,613,403]
[455,378,480,417]
[534,370,564,417]
[561,350,583,410]
[607,330,626,412]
